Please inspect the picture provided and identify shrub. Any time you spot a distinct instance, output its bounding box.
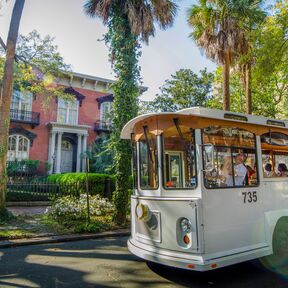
[7,159,40,176]
[47,173,116,197]
[49,194,115,220]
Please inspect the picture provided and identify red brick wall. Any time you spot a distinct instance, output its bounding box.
[9,86,109,173]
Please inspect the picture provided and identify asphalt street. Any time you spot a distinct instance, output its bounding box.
[1,236,288,288]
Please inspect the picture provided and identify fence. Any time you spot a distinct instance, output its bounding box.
[6,178,113,202]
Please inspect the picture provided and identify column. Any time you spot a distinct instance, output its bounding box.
[76,133,82,172]
[82,134,88,172]
[55,132,63,174]
[49,131,56,174]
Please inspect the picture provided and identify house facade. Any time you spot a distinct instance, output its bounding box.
[8,72,115,174]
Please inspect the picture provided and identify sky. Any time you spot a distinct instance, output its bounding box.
[0,0,218,101]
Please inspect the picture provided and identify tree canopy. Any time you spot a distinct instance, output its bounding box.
[143,68,214,113]
[188,0,266,111]
[210,0,288,118]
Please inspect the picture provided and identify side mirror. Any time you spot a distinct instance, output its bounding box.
[202,144,215,172]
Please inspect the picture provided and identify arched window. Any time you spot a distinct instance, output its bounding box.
[7,135,30,161]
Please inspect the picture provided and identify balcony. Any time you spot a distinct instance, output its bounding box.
[94,120,112,134]
[10,109,40,128]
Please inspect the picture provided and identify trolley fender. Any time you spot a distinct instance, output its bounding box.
[264,210,288,245]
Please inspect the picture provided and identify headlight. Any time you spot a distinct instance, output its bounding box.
[136,203,151,222]
[180,218,192,233]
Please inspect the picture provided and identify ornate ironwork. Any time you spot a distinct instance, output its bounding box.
[94,120,113,133]
[10,109,40,127]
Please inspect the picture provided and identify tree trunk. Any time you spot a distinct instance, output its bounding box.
[245,62,252,114]
[109,7,140,224]
[222,52,230,111]
[0,0,25,214]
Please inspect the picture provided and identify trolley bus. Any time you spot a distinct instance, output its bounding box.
[120,107,288,271]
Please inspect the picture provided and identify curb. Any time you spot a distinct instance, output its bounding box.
[0,228,130,249]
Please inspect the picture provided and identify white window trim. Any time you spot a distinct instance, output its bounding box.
[100,101,111,128]
[7,134,30,161]
[11,90,33,111]
[57,99,79,125]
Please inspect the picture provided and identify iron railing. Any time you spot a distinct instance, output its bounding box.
[10,109,40,127]
[6,178,114,202]
[94,120,112,133]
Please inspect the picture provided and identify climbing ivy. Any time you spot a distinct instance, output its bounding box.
[104,6,141,224]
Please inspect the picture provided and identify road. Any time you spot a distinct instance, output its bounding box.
[0,236,288,288]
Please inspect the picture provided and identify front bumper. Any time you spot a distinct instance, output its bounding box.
[128,237,271,272]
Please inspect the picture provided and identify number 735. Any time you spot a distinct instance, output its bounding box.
[242,191,257,203]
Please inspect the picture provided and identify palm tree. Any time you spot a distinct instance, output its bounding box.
[188,0,265,112]
[83,0,178,223]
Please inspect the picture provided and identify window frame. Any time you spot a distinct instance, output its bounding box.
[100,101,112,129]
[11,90,33,112]
[57,98,79,125]
[138,133,159,191]
[161,129,198,191]
[7,134,30,161]
[201,127,259,189]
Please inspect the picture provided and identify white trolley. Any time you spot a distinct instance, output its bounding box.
[121,107,288,271]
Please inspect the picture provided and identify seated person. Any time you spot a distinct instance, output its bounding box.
[221,157,233,186]
[245,164,256,184]
[166,177,178,188]
[277,163,288,177]
[263,163,275,177]
[234,153,247,186]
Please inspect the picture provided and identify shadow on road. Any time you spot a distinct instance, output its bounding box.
[0,236,170,288]
[2,236,288,288]
[0,238,127,288]
[147,258,288,288]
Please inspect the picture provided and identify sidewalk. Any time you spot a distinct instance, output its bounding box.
[0,228,130,249]
[1,206,130,249]
[7,206,50,216]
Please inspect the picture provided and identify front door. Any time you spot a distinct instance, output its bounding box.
[61,139,73,173]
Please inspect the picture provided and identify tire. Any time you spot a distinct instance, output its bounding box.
[271,218,288,267]
[273,220,288,255]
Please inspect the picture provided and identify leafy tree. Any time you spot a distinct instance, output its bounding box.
[188,0,265,112]
[143,68,214,112]
[84,0,178,224]
[0,27,71,214]
[211,0,288,119]
[89,135,114,174]
[252,0,288,118]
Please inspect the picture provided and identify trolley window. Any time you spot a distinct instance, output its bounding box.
[202,126,258,188]
[139,127,158,189]
[162,120,196,189]
[261,132,288,177]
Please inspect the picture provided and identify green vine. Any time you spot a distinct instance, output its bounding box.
[104,5,141,224]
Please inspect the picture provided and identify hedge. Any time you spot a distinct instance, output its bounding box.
[47,173,116,197]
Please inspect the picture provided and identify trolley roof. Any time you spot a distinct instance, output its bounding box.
[120,107,288,139]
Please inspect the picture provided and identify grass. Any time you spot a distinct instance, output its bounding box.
[42,214,119,234]
[0,212,128,240]
[0,214,56,240]
[0,229,35,239]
